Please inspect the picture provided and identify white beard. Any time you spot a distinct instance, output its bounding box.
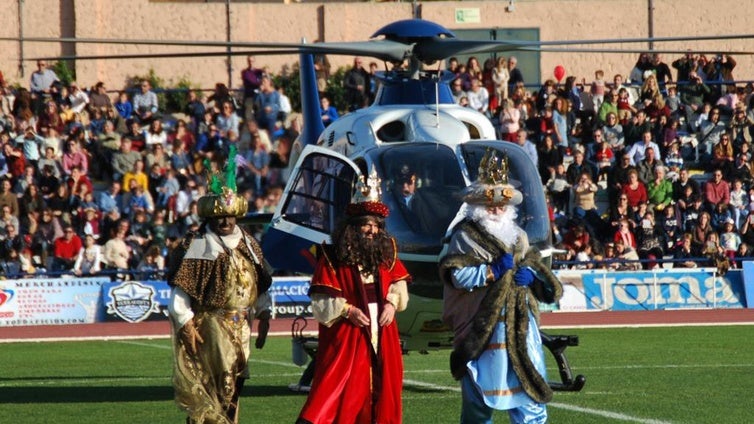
[467,205,520,249]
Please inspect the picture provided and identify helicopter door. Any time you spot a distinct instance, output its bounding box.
[262,145,362,274]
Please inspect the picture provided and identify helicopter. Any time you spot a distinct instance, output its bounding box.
[15,17,754,392]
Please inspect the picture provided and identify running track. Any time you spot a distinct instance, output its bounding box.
[2,309,753,343]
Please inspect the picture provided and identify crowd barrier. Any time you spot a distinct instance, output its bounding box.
[0,268,751,327]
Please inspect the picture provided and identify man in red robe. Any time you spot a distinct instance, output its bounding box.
[297,172,411,424]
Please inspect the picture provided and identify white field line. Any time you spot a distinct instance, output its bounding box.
[402,379,674,424]
[0,331,293,344]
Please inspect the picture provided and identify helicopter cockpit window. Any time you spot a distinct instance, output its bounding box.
[377,79,455,106]
[280,153,356,235]
[375,144,465,252]
[460,143,550,246]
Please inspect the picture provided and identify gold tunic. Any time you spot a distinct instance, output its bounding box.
[171,233,259,424]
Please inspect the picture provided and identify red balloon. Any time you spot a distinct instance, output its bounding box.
[554,65,566,82]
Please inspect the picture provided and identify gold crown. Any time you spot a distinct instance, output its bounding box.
[197,187,249,218]
[462,149,522,206]
[478,148,510,185]
[346,167,390,217]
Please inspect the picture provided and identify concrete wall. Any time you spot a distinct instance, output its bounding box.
[0,0,752,91]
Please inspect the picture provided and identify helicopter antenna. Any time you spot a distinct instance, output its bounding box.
[434,61,441,127]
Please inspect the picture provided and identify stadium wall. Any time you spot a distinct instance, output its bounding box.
[0,0,753,91]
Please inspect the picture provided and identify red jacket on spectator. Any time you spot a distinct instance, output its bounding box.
[704,178,730,206]
[622,182,648,209]
[53,234,82,261]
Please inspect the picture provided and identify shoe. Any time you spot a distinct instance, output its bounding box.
[288,383,311,393]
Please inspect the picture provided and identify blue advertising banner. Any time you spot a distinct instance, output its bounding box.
[100,277,313,323]
[581,268,746,310]
[0,277,110,326]
[741,261,754,308]
[101,280,171,323]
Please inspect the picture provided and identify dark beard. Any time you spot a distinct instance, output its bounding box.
[334,225,393,273]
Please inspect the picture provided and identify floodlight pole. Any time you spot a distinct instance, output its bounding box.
[226,0,233,89]
[647,0,655,51]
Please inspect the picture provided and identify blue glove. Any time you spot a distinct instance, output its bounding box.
[489,253,514,280]
[514,267,536,287]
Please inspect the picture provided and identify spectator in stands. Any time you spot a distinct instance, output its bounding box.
[597,89,619,125]
[602,112,625,153]
[491,56,510,103]
[114,91,133,121]
[659,203,682,251]
[680,192,703,233]
[88,82,111,113]
[636,146,663,185]
[52,224,82,272]
[0,223,24,261]
[319,96,339,128]
[720,218,741,260]
[103,225,130,272]
[621,169,647,212]
[67,82,89,114]
[61,139,88,176]
[635,210,664,269]
[111,138,141,183]
[145,118,167,150]
[66,166,93,202]
[712,133,735,179]
[565,150,593,186]
[507,56,524,96]
[627,131,661,166]
[156,168,180,209]
[611,238,642,271]
[147,162,165,200]
[29,60,59,115]
[12,164,37,198]
[133,80,159,125]
[572,170,603,231]
[0,204,20,238]
[647,165,673,211]
[704,54,736,101]
[241,55,265,121]
[3,140,26,179]
[0,176,19,217]
[72,233,102,276]
[692,211,715,251]
[672,51,697,83]
[650,54,673,89]
[673,233,699,268]
[624,110,652,146]
[467,77,490,116]
[730,178,749,229]
[704,168,730,212]
[216,100,241,139]
[629,53,652,85]
[123,159,149,192]
[682,71,712,130]
[136,244,164,280]
[710,201,734,233]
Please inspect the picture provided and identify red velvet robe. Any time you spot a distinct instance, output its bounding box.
[298,248,410,424]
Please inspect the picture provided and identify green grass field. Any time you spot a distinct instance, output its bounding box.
[1,326,751,423]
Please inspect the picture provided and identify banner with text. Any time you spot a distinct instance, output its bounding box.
[0,277,110,326]
[577,268,745,310]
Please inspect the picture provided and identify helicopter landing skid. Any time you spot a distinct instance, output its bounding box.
[541,332,586,392]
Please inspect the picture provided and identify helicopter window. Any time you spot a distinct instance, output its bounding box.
[464,122,482,139]
[376,121,406,142]
[281,153,356,234]
[460,143,550,245]
[375,144,465,250]
[377,79,454,106]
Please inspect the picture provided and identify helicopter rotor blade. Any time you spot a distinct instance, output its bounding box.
[28,50,302,62]
[3,36,413,63]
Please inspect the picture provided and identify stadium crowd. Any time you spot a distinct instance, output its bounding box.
[1,51,754,277]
